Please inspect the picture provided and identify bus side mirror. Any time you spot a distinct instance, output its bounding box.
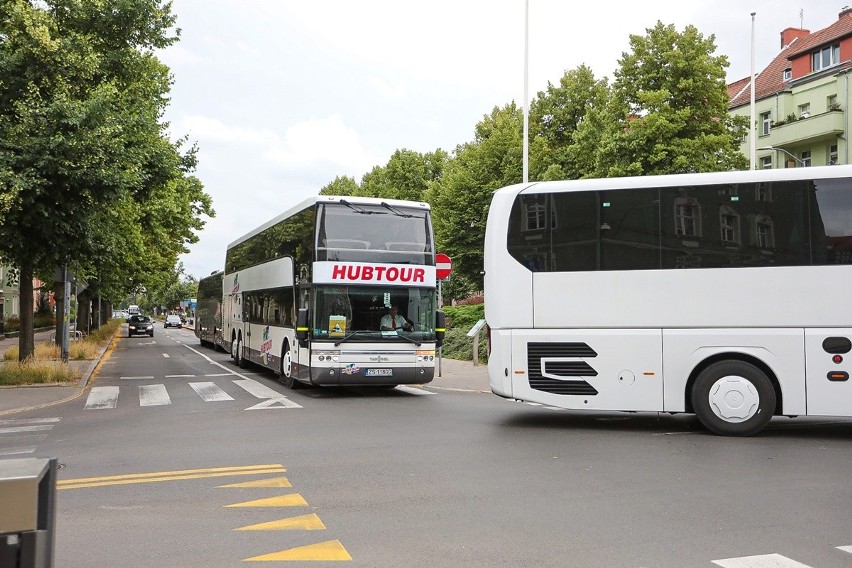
[296,309,309,347]
[435,311,446,347]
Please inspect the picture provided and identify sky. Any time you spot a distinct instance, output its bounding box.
[158,0,842,280]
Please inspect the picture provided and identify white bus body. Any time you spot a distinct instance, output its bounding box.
[484,165,852,435]
[222,195,442,388]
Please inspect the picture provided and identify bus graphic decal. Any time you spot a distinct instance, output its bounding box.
[527,342,599,396]
[260,326,273,365]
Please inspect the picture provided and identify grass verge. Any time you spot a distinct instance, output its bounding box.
[0,319,121,386]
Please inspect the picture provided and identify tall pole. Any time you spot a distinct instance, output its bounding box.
[523,0,529,183]
[749,12,757,170]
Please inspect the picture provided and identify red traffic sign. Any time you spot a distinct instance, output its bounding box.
[436,253,453,280]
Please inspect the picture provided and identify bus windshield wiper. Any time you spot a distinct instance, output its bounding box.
[333,330,374,346]
[390,332,421,346]
[339,200,375,214]
[380,201,414,218]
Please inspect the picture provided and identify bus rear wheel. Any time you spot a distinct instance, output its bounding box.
[235,336,248,369]
[280,342,301,390]
[691,360,776,436]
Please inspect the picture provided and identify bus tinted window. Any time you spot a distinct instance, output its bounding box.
[225,206,316,274]
[508,178,852,271]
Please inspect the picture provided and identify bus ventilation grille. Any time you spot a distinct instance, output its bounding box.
[527,342,599,396]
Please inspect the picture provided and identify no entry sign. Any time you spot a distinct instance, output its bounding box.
[436,253,452,280]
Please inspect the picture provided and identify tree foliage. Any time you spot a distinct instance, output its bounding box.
[0,0,213,359]
[577,22,748,177]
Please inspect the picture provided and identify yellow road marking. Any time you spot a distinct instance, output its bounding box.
[244,540,352,562]
[225,494,308,508]
[58,465,286,490]
[235,513,326,531]
[219,477,292,488]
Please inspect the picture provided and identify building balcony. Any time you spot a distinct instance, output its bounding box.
[761,109,846,147]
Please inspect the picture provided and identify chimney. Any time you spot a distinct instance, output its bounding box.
[780,27,810,49]
[841,6,852,19]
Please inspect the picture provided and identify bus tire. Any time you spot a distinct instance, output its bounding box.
[280,341,300,389]
[691,360,775,437]
[236,336,248,369]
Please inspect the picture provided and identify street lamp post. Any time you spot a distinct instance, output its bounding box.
[757,146,806,167]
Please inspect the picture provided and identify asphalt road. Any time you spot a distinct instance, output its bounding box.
[3,326,852,567]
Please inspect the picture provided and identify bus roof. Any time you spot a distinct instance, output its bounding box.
[494,164,852,197]
[226,195,431,251]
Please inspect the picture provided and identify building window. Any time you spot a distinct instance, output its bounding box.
[524,200,546,231]
[812,44,840,72]
[829,144,839,165]
[759,156,772,170]
[755,183,772,201]
[755,216,774,248]
[799,103,810,118]
[760,111,772,135]
[801,150,812,167]
[783,68,792,80]
[828,94,840,110]
[674,197,701,237]
[720,206,740,244]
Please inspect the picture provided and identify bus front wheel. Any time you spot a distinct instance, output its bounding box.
[280,342,301,389]
[691,361,776,437]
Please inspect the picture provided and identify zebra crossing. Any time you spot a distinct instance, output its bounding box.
[0,417,61,456]
[84,377,303,410]
[711,546,852,567]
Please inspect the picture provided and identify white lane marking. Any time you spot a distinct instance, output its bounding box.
[162,353,170,358]
[85,386,120,409]
[139,384,171,407]
[120,376,155,380]
[205,373,234,377]
[396,386,436,396]
[838,546,852,554]
[189,382,234,402]
[245,398,302,410]
[0,447,37,456]
[233,379,286,399]
[164,375,195,378]
[0,417,60,425]
[0,425,54,434]
[712,554,814,567]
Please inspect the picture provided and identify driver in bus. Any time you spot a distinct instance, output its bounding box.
[380,305,412,331]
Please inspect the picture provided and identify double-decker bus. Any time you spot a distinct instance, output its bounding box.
[223,195,444,389]
[484,165,852,436]
[195,270,225,350]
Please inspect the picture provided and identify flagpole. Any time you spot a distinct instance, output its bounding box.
[523,0,529,183]
[750,12,756,170]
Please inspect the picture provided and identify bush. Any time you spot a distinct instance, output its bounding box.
[440,303,486,363]
[0,360,81,386]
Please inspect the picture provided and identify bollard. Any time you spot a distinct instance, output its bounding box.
[0,457,57,568]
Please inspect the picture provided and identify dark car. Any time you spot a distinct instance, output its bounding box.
[164,315,182,328]
[128,315,154,337]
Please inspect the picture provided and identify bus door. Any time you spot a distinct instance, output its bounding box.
[805,329,852,415]
[296,285,311,381]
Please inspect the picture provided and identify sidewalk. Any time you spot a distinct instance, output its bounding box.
[0,329,99,416]
[0,329,490,415]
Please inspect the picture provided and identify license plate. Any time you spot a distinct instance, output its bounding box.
[365,368,393,376]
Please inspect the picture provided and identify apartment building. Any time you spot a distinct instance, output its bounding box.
[729,7,852,168]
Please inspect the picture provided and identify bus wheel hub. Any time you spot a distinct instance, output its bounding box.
[708,376,759,423]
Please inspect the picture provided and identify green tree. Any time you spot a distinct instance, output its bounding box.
[359,148,447,201]
[0,0,213,359]
[319,175,359,196]
[430,103,523,294]
[578,22,748,177]
[529,65,610,180]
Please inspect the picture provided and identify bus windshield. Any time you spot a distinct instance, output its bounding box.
[316,202,434,264]
[311,284,436,341]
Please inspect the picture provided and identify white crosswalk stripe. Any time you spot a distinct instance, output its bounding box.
[712,553,813,567]
[85,386,120,409]
[139,384,171,406]
[189,381,235,402]
[0,417,61,456]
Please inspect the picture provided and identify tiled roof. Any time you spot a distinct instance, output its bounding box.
[786,12,852,57]
[728,40,798,109]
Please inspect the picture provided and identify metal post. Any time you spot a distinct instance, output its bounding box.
[437,280,442,377]
[60,267,69,363]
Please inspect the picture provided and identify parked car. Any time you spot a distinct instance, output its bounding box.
[164,315,182,328]
[128,315,154,337]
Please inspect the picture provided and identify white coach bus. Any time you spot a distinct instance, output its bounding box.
[484,166,852,435]
[223,195,444,389]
